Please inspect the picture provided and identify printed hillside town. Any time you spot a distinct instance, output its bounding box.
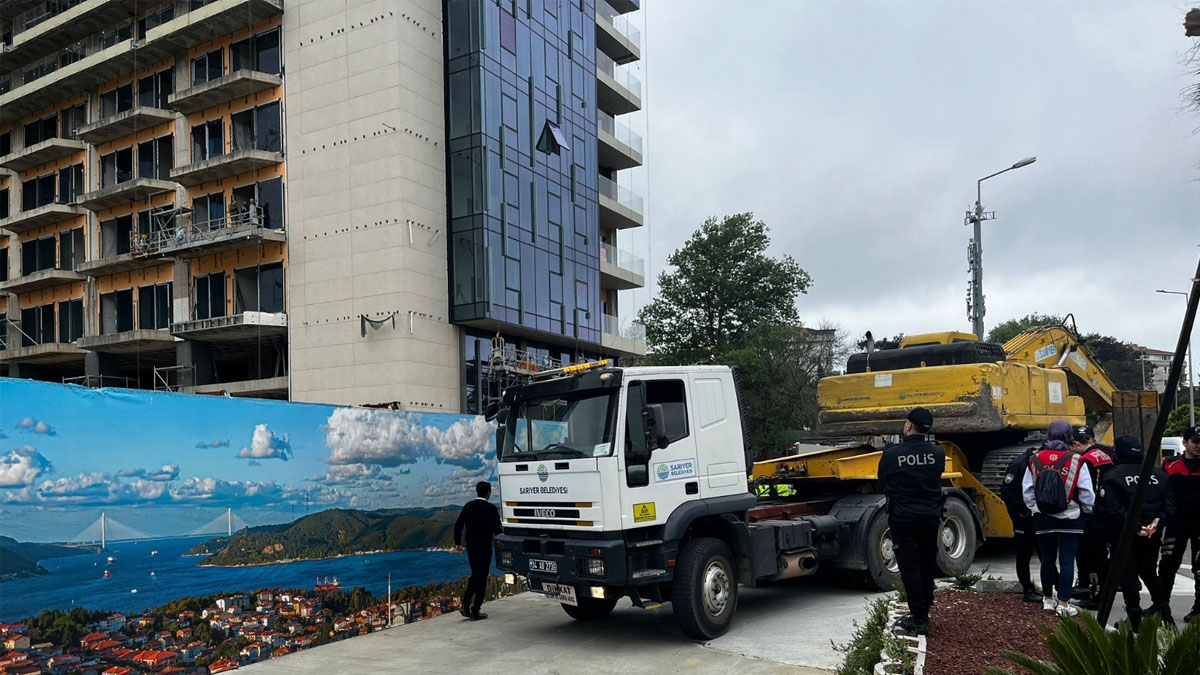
[0,578,516,674]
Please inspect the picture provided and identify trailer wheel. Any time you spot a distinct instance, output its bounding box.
[561,595,618,621]
[936,499,976,576]
[863,513,902,591]
[672,537,738,640]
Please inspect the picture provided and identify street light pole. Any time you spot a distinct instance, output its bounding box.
[1156,289,1195,427]
[966,156,1037,340]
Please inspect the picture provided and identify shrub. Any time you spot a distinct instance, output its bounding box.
[834,596,912,675]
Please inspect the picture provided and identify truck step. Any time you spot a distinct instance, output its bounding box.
[628,539,664,548]
[632,568,667,579]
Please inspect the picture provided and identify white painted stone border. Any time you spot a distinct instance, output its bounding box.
[873,597,926,675]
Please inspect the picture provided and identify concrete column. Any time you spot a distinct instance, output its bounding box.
[176,339,214,386]
[84,351,119,378]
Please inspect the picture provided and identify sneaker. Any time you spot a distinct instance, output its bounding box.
[898,615,928,635]
[469,611,488,621]
[1043,597,1056,611]
[1022,588,1041,603]
[1056,603,1080,618]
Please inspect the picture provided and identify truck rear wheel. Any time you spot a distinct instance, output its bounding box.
[936,498,977,576]
[862,513,902,591]
[561,595,618,621]
[672,537,737,640]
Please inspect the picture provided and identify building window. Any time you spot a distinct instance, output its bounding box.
[58,298,84,343]
[58,162,84,203]
[190,119,224,161]
[99,22,132,49]
[0,187,9,220]
[191,48,224,85]
[60,104,86,140]
[100,289,134,335]
[138,69,174,109]
[194,272,227,320]
[138,282,173,330]
[99,215,134,257]
[0,247,8,282]
[21,173,55,210]
[231,176,283,229]
[100,82,134,118]
[20,304,55,346]
[59,227,85,271]
[100,147,134,187]
[234,261,284,314]
[0,312,6,350]
[0,131,10,156]
[231,100,281,152]
[192,192,226,229]
[231,27,281,75]
[137,5,175,38]
[138,135,173,180]
[23,113,57,146]
[137,204,174,239]
[21,235,54,275]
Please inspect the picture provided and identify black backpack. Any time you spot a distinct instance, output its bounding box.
[1031,452,1073,514]
[1000,448,1035,513]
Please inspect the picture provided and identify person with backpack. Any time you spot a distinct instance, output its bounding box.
[1022,420,1095,617]
[999,445,1042,603]
[1097,435,1175,630]
[1070,425,1114,607]
[1159,425,1200,623]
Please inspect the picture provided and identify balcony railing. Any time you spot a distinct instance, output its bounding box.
[598,111,643,154]
[132,204,268,256]
[600,242,644,278]
[12,0,81,36]
[598,175,643,215]
[597,0,641,48]
[596,51,642,100]
[602,314,646,342]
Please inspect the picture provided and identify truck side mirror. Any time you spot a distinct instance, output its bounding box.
[644,403,670,451]
[495,407,509,425]
[495,425,506,453]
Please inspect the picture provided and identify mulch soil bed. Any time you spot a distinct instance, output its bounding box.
[924,590,1066,675]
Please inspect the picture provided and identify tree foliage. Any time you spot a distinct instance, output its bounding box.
[985,313,1065,345]
[639,213,811,364]
[1165,404,1195,437]
[1081,333,1145,391]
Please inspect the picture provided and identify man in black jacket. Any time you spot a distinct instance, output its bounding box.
[1160,425,1200,623]
[1098,435,1175,630]
[877,407,945,635]
[454,481,502,620]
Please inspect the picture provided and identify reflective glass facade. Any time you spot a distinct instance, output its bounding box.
[445,0,602,345]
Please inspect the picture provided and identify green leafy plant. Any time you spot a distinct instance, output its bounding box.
[950,566,989,591]
[834,597,893,675]
[892,580,907,602]
[984,612,1200,675]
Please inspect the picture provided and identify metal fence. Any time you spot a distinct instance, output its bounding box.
[132,205,266,256]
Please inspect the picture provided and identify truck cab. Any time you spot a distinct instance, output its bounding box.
[493,363,757,637]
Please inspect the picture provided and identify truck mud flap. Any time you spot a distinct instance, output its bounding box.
[826,494,888,571]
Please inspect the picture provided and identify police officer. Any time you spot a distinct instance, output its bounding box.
[1097,435,1175,630]
[1160,425,1200,623]
[1070,425,1114,607]
[877,407,945,635]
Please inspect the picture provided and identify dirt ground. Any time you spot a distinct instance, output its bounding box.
[923,590,1060,674]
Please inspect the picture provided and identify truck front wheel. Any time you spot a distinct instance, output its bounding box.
[561,595,618,621]
[863,513,901,591]
[935,498,977,576]
[672,537,738,640]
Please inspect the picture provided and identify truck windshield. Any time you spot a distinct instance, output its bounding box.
[501,391,617,461]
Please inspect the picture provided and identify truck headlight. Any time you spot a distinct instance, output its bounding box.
[498,551,513,567]
[583,557,605,577]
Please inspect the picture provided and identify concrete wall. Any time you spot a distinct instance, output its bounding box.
[283,0,460,410]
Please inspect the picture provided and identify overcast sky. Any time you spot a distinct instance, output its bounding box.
[633,1,1200,353]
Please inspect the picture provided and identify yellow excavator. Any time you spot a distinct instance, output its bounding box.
[748,318,1142,589]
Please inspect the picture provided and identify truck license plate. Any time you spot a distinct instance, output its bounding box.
[541,582,577,606]
[529,558,557,573]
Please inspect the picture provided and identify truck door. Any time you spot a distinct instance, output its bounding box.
[621,376,699,530]
[688,372,747,498]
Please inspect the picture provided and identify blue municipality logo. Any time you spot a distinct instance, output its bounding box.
[656,463,670,481]
[537,464,549,482]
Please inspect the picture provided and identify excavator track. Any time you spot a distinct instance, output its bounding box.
[977,445,1035,495]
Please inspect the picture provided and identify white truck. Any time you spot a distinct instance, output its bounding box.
[491,361,856,639]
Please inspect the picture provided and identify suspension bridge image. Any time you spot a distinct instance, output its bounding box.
[69,509,251,548]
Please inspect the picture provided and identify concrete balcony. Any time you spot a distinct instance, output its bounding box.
[0,0,284,124]
[3,0,140,70]
[78,328,176,355]
[0,268,86,294]
[599,242,644,291]
[0,341,87,364]
[169,70,282,114]
[183,376,288,399]
[0,138,88,172]
[607,0,639,13]
[133,207,284,259]
[77,250,170,276]
[170,149,282,187]
[598,176,643,230]
[601,314,646,357]
[598,112,642,171]
[78,178,177,211]
[171,311,287,342]
[596,0,640,65]
[0,202,86,234]
[596,52,642,116]
[76,106,178,145]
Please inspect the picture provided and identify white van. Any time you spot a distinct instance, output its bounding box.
[1161,437,1184,460]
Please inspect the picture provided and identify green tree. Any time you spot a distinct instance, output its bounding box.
[638,213,811,364]
[985,313,1064,345]
[1081,333,1144,391]
[1165,404,1195,436]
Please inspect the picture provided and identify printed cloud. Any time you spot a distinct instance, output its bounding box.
[324,409,494,468]
[16,417,54,435]
[195,439,231,449]
[0,446,52,487]
[237,424,292,460]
